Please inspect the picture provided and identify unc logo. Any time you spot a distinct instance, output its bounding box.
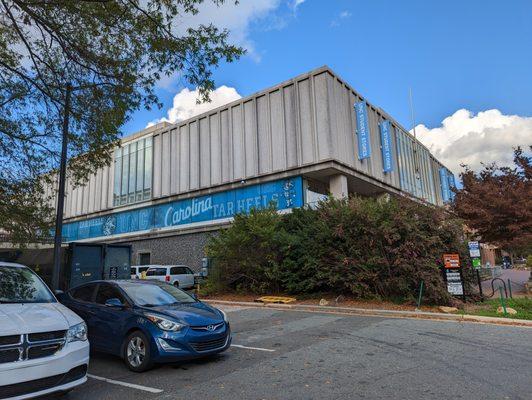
[102,216,116,236]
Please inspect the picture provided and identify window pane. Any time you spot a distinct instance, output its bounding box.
[128,142,137,197]
[121,145,129,202]
[113,150,122,206]
[144,140,152,191]
[136,140,144,192]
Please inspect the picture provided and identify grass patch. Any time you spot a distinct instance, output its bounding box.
[465,297,532,320]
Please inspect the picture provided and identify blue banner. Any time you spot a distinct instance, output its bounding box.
[447,173,456,201]
[439,168,451,203]
[379,120,393,172]
[355,101,371,160]
[62,177,304,242]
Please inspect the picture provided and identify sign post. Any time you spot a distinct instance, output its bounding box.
[442,253,465,301]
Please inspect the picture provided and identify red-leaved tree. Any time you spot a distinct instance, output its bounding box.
[452,146,531,254]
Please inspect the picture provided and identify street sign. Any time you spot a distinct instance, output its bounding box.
[442,254,465,299]
[443,253,460,269]
[468,241,481,258]
[472,258,481,269]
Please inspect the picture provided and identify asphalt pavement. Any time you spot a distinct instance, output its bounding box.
[63,305,532,400]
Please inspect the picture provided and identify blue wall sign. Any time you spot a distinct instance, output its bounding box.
[355,101,371,160]
[62,177,304,242]
[379,120,393,172]
[439,168,451,203]
[447,173,456,201]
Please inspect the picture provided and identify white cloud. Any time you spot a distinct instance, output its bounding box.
[291,0,306,12]
[173,0,281,65]
[413,109,532,176]
[147,85,242,127]
[331,10,352,27]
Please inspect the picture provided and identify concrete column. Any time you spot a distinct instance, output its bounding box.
[329,174,348,199]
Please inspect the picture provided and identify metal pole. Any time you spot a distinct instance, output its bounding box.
[52,84,71,291]
[476,269,483,301]
[499,287,507,316]
[416,280,424,309]
[507,279,513,299]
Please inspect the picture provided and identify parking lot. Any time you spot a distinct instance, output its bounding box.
[64,305,531,400]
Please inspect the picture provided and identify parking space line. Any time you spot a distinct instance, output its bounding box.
[87,374,163,394]
[231,344,276,352]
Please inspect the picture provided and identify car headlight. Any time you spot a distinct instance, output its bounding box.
[145,314,184,332]
[220,309,228,323]
[67,322,88,342]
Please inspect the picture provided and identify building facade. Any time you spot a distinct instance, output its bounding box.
[50,66,455,270]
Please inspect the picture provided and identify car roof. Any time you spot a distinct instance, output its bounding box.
[70,279,164,289]
[0,261,28,268]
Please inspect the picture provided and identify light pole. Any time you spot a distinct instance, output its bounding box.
[51,84,71,291]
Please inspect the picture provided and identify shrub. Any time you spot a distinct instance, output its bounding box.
[206,196,471,305]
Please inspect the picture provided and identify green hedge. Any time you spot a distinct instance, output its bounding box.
[206,196,472,304]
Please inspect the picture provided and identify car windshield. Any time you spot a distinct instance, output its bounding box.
[0,266,56,304]
[119,283,196,306]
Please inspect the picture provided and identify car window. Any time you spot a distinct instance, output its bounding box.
[146,267,166,276]
[172,266,190,274]
[95,284,126,305]
[185,267,194,275]
[70,284,96,303]
[119,282,196,306]
[170,267,179,275]
[130,267,136,275]
[139,267,149,273]
[0,266,56,304]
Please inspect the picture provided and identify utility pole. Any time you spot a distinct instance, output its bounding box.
[52,84,72,291]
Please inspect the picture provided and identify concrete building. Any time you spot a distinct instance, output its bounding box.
[49,66,455,270]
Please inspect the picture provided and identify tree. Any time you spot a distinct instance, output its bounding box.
[453,146,532,254]
[0,0,244,243]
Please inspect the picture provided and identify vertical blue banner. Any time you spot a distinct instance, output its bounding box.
[447,172,456,201]
[379,120,393,172]
[354,101,371,160]
[439,167,450,203]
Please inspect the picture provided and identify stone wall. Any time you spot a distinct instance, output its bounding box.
[127,231,217,271]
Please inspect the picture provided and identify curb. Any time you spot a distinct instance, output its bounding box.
[204,299,532,328]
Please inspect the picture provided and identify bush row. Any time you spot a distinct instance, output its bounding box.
[206,196,472,304]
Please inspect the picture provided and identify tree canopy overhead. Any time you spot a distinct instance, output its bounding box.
[453,146,531,253]
[0,0,244,243]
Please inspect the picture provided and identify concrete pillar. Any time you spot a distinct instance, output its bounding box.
[329,174,348,199]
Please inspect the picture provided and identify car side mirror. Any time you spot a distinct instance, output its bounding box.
[105,298,124,308]
[54,290,65,301]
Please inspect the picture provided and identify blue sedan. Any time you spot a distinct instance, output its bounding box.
[60,280,231,372]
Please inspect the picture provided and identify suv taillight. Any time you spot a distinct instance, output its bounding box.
[165,275,170,282]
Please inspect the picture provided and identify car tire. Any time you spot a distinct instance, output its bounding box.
[123,331,154,372]
[173,281,179,288]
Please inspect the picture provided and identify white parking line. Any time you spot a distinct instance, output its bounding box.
[231,344,276,352]
[87,374,163,393]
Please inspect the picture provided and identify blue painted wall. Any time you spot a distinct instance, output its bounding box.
[62,176,304,242]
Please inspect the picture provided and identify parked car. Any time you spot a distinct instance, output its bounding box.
[59,280,230,372]
[0,262,89,399]
[144,265,195,289]
[131,265,150,279]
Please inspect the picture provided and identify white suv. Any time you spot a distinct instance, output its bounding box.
[144,265,195,289]
[0,262,90,399]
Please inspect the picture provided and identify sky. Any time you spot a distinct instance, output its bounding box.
[124,0,532,176]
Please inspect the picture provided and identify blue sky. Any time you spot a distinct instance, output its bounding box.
[124,0,532,174]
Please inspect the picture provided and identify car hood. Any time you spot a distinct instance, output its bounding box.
[140,302,224,326]
[0,303,83,336]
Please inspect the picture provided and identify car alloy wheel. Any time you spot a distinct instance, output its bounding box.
[127,337,145,368]
[123,331,153,372]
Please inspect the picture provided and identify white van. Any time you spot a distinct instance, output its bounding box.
[144,265,195,289]
[0,262,90,399]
